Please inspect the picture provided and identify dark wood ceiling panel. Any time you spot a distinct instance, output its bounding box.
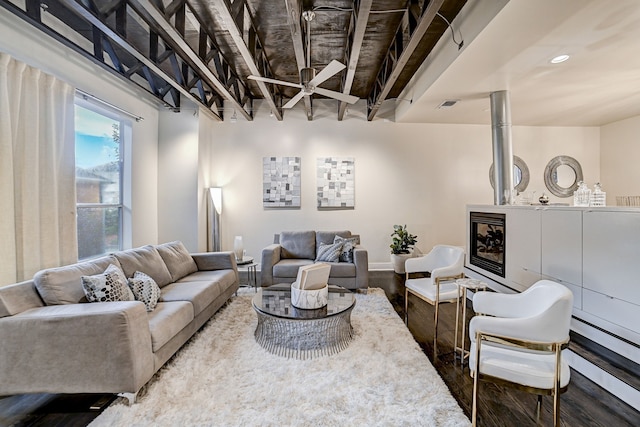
[3,0,469,120]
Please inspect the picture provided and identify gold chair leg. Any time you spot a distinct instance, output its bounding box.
[536,395,543,422]
[472,335,481,427]
[433,301,439,360]
[404,288,409,325]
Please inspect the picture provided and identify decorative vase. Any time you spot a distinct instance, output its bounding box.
[538,192,549,205]
[233,236,244,262]
[390,253,413,275]
[290,281,328,309]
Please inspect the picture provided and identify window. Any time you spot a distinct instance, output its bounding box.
[75,101,129,260]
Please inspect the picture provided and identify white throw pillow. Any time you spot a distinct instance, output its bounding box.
[81,264,135,303]
[128,271,161,312]
[315,241,343,263]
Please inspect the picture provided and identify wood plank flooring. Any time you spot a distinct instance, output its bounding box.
[1,271,638,426]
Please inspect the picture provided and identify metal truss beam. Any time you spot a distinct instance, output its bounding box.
[57,0,224,120]
[366,0,445,121]
[210,0,283,120]
[128,0,253,120]
[338,0,372,121]
[284,0,313,120]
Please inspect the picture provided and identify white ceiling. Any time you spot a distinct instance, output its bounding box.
[397,0,640,126]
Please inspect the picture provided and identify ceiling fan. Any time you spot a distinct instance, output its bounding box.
[248,10,359,109]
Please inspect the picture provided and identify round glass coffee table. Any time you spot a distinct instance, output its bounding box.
[252,283,356,359]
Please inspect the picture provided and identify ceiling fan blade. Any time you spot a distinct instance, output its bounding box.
[314,87,359,104]
[247,75,302,89]
[309,60,346,86]
[283,91,305,109]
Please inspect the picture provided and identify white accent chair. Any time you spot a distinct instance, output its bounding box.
[468,280,573,426]
[404,245,465,359]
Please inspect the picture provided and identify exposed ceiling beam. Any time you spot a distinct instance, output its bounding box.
[284,0,313,120]
[338,0,373,121]
[128,0,253,121]
[367,0,445,121]
[57,0,223,121]
[210,0,283,121]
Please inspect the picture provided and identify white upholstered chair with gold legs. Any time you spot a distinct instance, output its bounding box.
[468,280,573,426]
[404,245,465,359]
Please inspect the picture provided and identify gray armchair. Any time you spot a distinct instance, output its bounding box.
[261,230,368,290]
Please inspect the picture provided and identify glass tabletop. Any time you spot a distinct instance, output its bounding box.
[252,283,355,320]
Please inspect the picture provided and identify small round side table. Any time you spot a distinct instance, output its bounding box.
[237,256,258,290]
[454,278,488,365]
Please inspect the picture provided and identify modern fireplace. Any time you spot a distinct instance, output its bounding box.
[469,211,506,277]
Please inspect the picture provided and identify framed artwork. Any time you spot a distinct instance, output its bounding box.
[317,157,355,209]
[263,157,301,208]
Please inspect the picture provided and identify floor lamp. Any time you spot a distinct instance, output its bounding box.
[208,187,222,252]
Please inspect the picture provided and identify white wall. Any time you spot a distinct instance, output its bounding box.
[205,101,600,265]
[0,7,161,247]
[601,115,640,205]
[158,109,200,250]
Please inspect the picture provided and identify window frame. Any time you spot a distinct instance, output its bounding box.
[74,96,131,260]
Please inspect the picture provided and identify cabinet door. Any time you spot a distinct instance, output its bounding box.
[583,289,640,335]
[506,208,541,290]
[541,208,583,286]
[583,210,640,306]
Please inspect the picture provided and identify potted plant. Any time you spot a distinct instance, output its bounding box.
[390,224,418,274]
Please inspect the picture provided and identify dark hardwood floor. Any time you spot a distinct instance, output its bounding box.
[1,271,638,426]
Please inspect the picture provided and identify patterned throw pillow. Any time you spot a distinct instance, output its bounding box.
[334,236,359,263]
[81,264,135,303]
[128,271,161,312]
[315,241,343,262]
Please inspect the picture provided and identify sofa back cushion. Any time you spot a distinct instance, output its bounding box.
[0,280,44,317]
[33,255,121,305]
[316,231,352,254]
[279,231,316,259]
[156,241,198,282]
[114,245,173,288]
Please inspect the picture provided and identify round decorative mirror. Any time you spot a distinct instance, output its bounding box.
[489,155,530,193]
[543,155,583,197]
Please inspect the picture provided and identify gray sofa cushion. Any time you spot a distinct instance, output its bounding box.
[280,231,316,259]
[115,246,173,288]
[325,262,357,277]
[176,270,237,290]
[147,301,194,352]
[273,259,314,278]
[34,255,121,305]
[160,281,224,316]
[156,241,198,282]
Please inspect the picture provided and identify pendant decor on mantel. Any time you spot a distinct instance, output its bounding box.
[317,157,355,209]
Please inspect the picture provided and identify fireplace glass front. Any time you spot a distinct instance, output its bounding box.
[469,211,506,277]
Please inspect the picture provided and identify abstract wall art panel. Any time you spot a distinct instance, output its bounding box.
[317,157,355,209]
[263,157,301,208]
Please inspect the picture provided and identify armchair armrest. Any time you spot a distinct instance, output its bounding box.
[0,302,155,395]
[261,244,282,286]
[353,246,369,290]
[405,255,434,274]
[191,251,237,271]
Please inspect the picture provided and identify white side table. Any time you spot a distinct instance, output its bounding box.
[454,278,488,365]
[237,256,258,290]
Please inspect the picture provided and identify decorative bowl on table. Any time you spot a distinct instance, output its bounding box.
[290,281,328,309]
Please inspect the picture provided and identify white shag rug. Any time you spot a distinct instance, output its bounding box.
[90,288,469,427]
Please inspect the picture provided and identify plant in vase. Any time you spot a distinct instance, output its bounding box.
[390,224,418,274]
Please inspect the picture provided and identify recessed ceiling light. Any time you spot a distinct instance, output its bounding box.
[550,54,570,64]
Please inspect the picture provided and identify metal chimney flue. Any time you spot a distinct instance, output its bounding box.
[490,90,514,205]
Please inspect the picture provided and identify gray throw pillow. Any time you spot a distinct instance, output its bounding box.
[315,241,343,263]
[334,236,359,263]
[128,271,161,312]
[81,264,135,303]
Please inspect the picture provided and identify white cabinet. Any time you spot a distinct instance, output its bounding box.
[583,289,640,335]
[505,208,541,291]
[583,210,640,306]
[541,208,583,309]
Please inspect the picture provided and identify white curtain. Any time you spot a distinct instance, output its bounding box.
[0,53,77,286]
